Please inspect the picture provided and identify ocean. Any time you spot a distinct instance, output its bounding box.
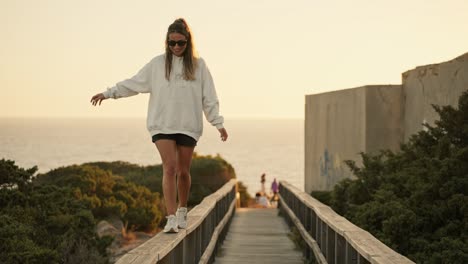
[0,118,304,196]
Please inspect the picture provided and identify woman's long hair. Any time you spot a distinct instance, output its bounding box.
[165,18,198,81]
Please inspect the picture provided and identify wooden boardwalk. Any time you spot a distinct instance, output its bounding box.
[214,208,304,264]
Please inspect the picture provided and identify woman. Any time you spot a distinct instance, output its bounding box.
[90,18,228,233]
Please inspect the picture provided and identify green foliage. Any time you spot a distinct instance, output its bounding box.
[85,153,238,208]
[38,153,238,230]
[0,159,37,191]
[315,90,468,263]
[189,153,237,206]
[84,161,164,194]
[191,152,236,185]
[237,181,252,207]
[1,151,241,262]
[36,165,163,231]
[0,160,108,264]
[310,190,332,206]
[96,235,114,257]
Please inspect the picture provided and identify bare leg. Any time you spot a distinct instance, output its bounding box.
[176,145,195,208]
[155,140,178,215]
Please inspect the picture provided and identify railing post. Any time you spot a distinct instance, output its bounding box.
[304,206,312,261]
[159,242,183,264]
[183,231,195,264]
[316,218,322,249]
[202,212,209,253]
[335,233,346,264]
[321,218,327,257]
[345,241,357,264]
[327,226,335,264]
[311,209,317,240]
[304,207,311,232]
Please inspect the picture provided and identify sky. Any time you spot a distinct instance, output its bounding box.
[1,0,467,119]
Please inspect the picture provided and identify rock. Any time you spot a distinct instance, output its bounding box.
[96,220,120,238]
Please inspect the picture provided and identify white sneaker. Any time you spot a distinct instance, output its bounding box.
[176,207,188,229]
[163,215,178,233]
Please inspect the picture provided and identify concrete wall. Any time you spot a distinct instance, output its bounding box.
[402,53,468,141]
[365,85,404,154]
[304,85,402,192]
[305,87,365,192]
[304,52,468,193]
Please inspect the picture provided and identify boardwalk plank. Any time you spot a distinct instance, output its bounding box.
[213,208,303,264]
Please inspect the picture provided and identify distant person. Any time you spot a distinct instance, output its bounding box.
[271,178,279,197]
[255,192,271,208]
[270,178,279,207]
[90,18,228,233]
[260,173,266,193]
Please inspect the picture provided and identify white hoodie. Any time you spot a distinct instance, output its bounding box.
[102,55,224,141]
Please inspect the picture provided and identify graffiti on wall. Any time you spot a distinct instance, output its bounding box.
[319,148,349,189]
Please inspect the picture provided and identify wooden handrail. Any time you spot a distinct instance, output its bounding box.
[116,179,237,264]
[279,181,414,264]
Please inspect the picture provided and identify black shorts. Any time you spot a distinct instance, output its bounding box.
[152,133,197,147]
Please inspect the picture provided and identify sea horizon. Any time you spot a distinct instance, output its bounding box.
[0,117,304,196]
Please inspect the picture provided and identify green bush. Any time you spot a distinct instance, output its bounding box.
[316,90,468,263]
[1,146,241,262]
[237,181,252,207]
[85,153,239,208]
[0,160,108,264]
[36,165,163,231]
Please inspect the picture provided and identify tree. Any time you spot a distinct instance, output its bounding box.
[0,159,37,191]
[0,160,108,264]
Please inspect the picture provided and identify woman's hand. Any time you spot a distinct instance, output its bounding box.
[218,128,228,142]
[90,93,107,106]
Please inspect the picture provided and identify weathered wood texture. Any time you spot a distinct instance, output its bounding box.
[279,181,415,264]
[116,179,237,264]
[213,208,303,264]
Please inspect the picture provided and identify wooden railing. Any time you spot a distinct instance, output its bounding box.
[116,179,237,264]
[279,181,414,264]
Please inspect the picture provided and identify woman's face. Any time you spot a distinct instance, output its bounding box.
[168,32,187,57]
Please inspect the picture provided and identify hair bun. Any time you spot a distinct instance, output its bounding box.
[175,18,187,26]
[167,18,191,38]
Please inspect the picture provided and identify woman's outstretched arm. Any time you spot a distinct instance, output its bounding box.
[90,93,107,106]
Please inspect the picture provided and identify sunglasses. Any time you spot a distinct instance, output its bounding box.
[168,40,187,47]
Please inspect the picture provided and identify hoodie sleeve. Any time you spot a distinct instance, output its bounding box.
[201,59,224,129]
[102,60,153,99]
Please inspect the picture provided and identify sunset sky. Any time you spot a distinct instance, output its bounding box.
[2,0,467,119]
